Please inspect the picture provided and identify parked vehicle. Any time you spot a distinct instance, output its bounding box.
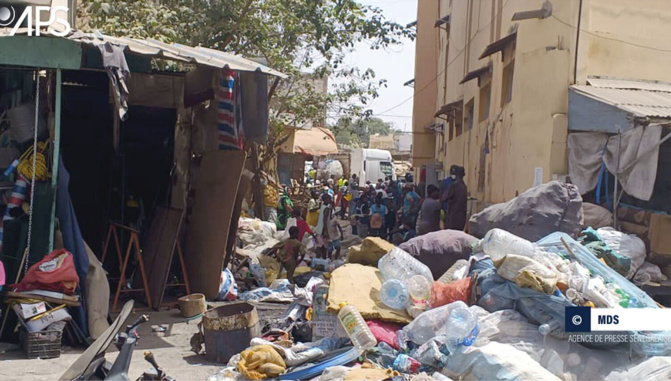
[350,148,396,185]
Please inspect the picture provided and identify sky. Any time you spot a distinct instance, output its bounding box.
[344,0,418,132]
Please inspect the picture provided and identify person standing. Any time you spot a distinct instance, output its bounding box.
[306,190,321,227]
[276,186,294,230]
[369,193,388,238]
[292,208,315,241]
[444,166,468,231]
[339,180,350,219]
[440,165,458,224]
[328,214,344,260]
[354,193,371,238]
[315,194,333,259]
[417,185,442,236]
[402,183,420,239]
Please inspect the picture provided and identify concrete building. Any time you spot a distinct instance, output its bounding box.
[411,0,671,206]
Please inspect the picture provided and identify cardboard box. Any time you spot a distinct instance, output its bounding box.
[12,302,47,320]
[26,307,71,332]
[650,214,671,255]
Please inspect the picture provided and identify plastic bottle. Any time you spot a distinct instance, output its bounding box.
[406,274,432,302]
[444,302,479,353]
[374,342,397,368]
[338,303,377,353]
[380,279,410,310]
[538,319,562,336]
[378,247,434,284]
[402,302,463,345]
[480,229,536,263]
[392,353,421,373]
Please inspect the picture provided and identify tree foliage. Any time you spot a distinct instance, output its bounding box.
[79,0,414,173]
[333,117,393,148]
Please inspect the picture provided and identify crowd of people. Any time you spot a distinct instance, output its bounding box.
[270,166,468,283]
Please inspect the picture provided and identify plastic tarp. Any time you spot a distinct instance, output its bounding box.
[537,232,671,356]
[470,307,664,381]
[567,124,663,201]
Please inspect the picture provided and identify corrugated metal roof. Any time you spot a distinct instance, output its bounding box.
[0,30,285,77]
[586,77,671,92]
[69,31,286,78]
[571,84,671,119]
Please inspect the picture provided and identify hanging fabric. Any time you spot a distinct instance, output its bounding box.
[217,69,243,150]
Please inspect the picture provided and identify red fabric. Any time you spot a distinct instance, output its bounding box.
[367,320,403,349]
[429,277,472,308]
[13,249,79,294]
[296,219,313,241]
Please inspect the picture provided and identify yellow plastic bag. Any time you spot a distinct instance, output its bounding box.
[238,345,286,380]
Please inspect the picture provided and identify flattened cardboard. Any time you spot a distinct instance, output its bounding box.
[327,263,412,324]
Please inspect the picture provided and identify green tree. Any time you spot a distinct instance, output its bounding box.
[333,117,392,148]
[79,0,413,172]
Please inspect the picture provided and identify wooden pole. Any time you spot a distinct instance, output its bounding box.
[48,68,62,252]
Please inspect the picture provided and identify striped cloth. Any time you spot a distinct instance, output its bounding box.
[0,175,30,255]
[217,69,243,150]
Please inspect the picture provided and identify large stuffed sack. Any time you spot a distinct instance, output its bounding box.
[14,249,79,294]
[469,181,583,242]
[400,230,477,280]
[582,203,613,229]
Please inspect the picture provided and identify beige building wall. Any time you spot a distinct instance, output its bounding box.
[410,0,439,170]
[415,0,671,205]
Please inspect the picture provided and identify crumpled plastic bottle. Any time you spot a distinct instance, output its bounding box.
[444,302,479,354]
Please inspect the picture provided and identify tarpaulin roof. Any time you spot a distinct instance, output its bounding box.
[293,127,338,156]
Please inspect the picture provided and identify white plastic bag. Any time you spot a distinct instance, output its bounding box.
[634,262,666,285]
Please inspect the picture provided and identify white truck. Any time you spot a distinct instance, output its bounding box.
[350,148,396,185]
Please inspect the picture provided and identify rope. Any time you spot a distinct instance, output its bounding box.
[24,71,40,276]
[17,141,48,181]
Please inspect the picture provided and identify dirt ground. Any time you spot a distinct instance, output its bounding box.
[0,307,222,381]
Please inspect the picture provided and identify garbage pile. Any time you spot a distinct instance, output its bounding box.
[205,216,671,381]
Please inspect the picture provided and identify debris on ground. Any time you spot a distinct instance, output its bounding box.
[199,211,671,381]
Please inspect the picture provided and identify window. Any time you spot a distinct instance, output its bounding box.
[479,83,491,121]
[380,162,394,178]
[501,61,514,107]
[465,98,474,131]
[454,108,463,137]
[448,122,454,141]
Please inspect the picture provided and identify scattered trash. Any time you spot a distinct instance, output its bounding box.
[205,210,671,380]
